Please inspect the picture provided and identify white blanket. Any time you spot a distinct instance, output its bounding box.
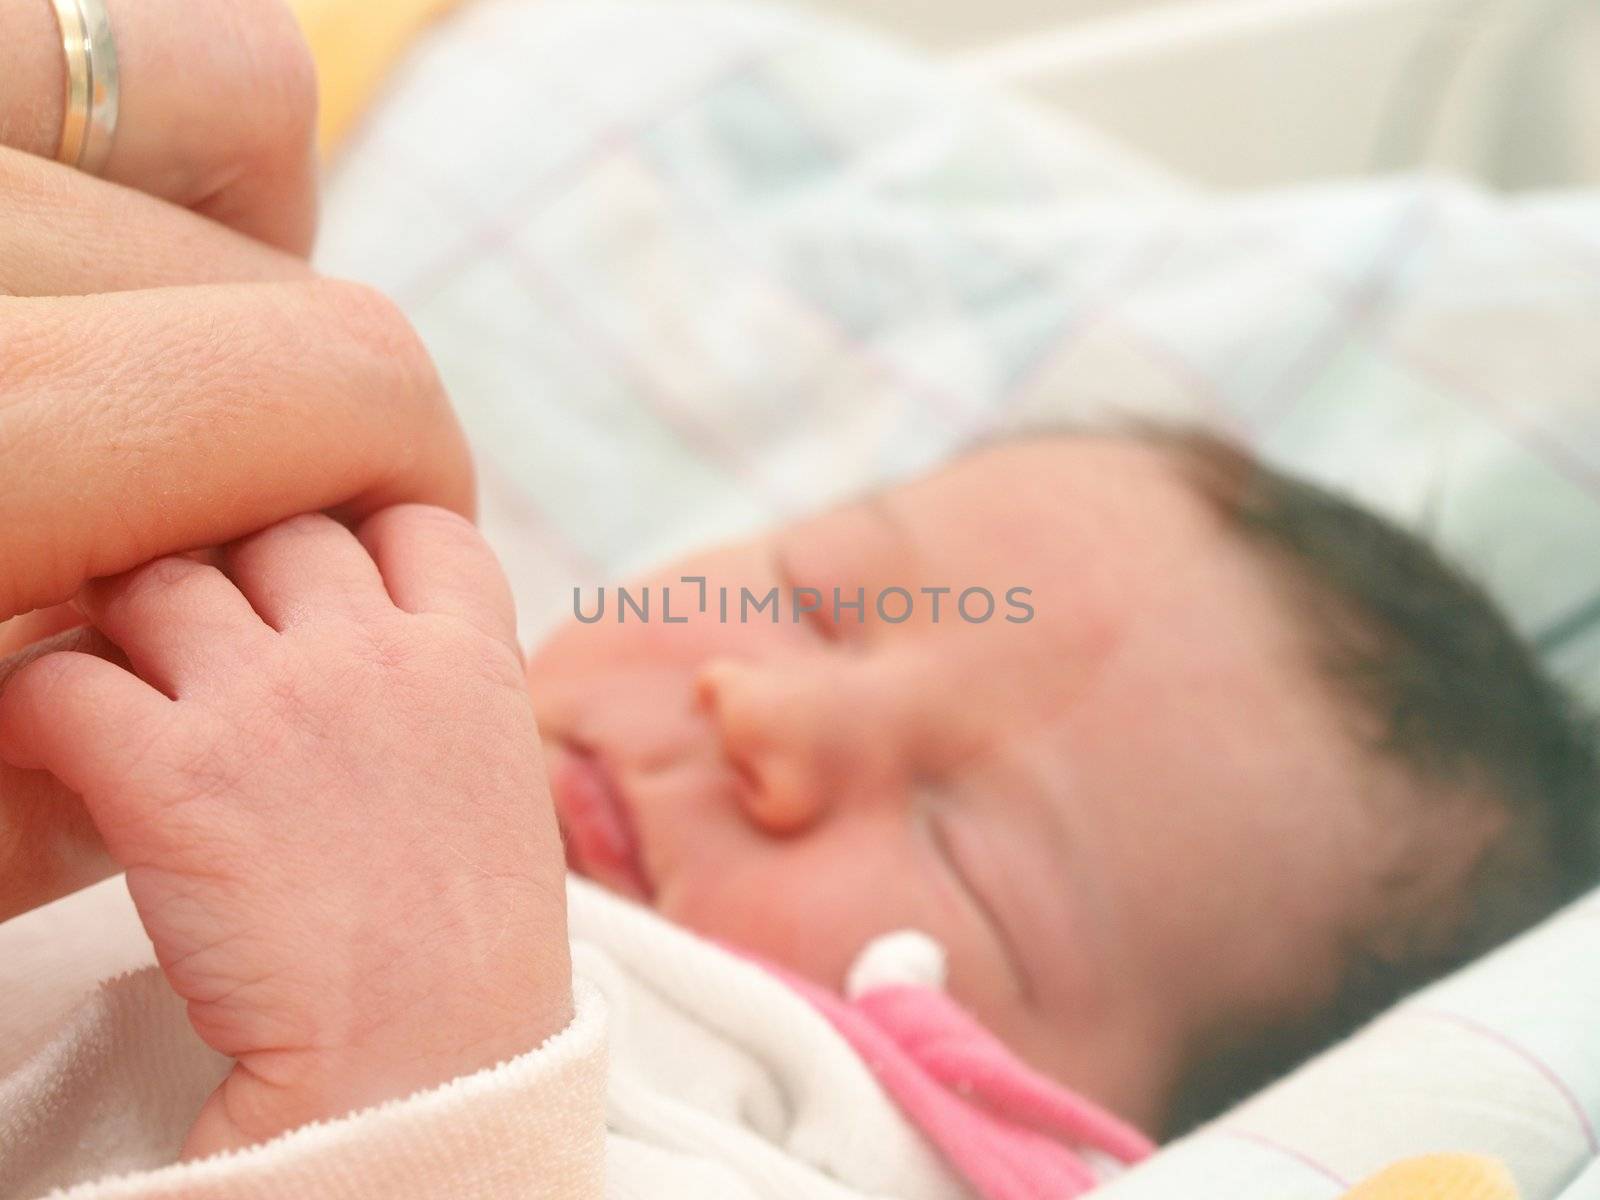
[0,876,968,1200]
[318,1,1600,705]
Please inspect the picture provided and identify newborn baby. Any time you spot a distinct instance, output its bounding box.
[529,428,1598,1132]
[1,427,1593,1199]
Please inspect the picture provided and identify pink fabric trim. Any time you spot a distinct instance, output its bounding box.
[855,985,1155,1165]
[753,957,1155,1200]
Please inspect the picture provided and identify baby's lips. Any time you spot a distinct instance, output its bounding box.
[549,743,654,902]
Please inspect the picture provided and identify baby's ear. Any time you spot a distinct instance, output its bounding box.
[1366,779,1515,959]
[1351,864,1485,996]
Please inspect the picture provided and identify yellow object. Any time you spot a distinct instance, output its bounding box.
[1343,1155,1521,1200]
[286,0,465,153]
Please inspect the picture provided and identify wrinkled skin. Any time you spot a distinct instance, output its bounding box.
[0,509,572,1156]
[0,0,474,921]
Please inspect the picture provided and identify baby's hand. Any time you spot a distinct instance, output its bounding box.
[0,509,570,1157]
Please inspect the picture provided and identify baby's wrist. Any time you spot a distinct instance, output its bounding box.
[185,956,575,1157]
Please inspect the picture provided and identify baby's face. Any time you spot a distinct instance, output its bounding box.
[526,437,1424,1130]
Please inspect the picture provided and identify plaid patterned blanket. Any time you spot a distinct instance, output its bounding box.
[316,0,1600,697]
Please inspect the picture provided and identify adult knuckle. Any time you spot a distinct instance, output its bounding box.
[261,6,321,157]
[296,283,473,516]
[314,282,466,507]
[217,0,320,168]
[314,281,443,409]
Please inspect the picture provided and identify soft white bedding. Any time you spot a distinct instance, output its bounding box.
[310,2,1600,1194]
[319,1,1600,704]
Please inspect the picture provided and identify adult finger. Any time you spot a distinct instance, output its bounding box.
[0,0,319,255]
[357,505,521,650]
[0,279,476,623]
[0,148,309,296]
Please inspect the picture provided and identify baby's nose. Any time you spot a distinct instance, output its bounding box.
[694,657,832,837]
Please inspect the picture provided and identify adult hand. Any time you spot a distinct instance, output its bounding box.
[0,0,319,254]
[0,0,476,921]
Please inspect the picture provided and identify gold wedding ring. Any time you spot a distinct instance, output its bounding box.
[50,0,120,175]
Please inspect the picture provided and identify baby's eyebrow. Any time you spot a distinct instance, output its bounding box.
[790,486,921,589]
[815,475,905,543]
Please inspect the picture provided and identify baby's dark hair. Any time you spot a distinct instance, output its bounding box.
[1118,422,1600,1134]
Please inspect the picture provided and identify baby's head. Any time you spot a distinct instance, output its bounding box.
[525,428,1600,1135]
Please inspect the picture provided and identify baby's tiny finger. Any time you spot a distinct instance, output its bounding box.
[356,505,520,650]
[223,513,388,630]
[81,558,275,699]
[0,650,170,796]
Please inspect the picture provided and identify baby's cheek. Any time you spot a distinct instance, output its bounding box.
[667,846,960,990]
